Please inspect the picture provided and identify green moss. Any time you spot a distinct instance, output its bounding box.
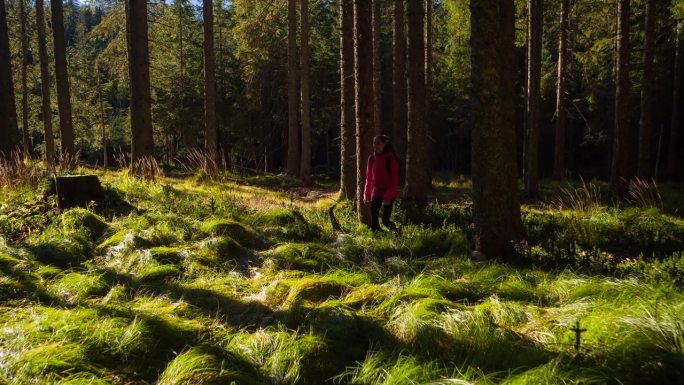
[35,265,64,278]
[137,264,181,283]
[56,372,112,385]
[59,208,110,242]
[149,246,187,265]
[102,284,130,304]
[95,229,135,254]
[263,242,340,272]
[48,272,110,303]
[336,352,447,385]
[31,232,91,267]
[340,284,393,310]
[248,208,320,242]
[9,343,94,380]
[268,271,370,306]
[0,275,28,301]
[157,345,262,385]
[198,236,251,264]
[225,328,337,384]
[201,219,265,249]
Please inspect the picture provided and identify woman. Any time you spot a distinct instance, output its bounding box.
[363,134,400,232]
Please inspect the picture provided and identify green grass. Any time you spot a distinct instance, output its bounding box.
[0,170,683,384]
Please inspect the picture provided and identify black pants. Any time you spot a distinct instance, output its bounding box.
[370,196,397,232]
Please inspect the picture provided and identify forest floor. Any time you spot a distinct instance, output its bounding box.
[1,169,684,384]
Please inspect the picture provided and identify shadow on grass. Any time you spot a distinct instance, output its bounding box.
[0,255,56,303]
[96,268,406,384]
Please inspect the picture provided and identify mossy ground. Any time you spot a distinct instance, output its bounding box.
[0,170,683,384]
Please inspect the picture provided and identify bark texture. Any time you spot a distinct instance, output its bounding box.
[126,0,155,171]
[51,0,75,159]
[611,0,631,197]
[637,0,656,179]
[470,0,523,258]
[393,0,407,178]
[553,0,569,180]
[36,0,56,169]
[355,0,374,225]
[372,0,382,135]
[300,0,312,184]
[525,0,543,196]
[404,0,429,201]
[287,0,300,177]
[203,0,218,168]
[668,23,683,181]
[0,0,19,157]
[340,0,356,199]
[19,0,30,155]
[425,0,433,188]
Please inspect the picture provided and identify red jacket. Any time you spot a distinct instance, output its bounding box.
[364,151,399,200]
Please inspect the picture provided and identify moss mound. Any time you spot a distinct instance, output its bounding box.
[198,236,251,265]
[48,272,110,303]
[201,219,265,249]
[263,242,340,272]
[157,345,262,385]
[59,208,110,242]
[248,208,320,242]
[30,233,91,268]
[148,246,186,265]
[137,264,181,283]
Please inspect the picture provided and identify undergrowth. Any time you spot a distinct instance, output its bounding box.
[0,171,682,384]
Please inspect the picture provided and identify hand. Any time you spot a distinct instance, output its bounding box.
[363,196,370,205]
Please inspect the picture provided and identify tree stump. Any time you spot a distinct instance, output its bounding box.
[48,175,105,211]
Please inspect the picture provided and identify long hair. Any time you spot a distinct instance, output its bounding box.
[375,134,396,155]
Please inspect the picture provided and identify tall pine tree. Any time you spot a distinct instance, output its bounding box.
[126,0,155,171]
[470,0,523,258]
[0,0,19,157]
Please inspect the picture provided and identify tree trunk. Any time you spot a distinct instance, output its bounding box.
[553,0,569,180]
[470,0,523,258]
[393,0,407,180]
[125,0,155,172]
[355,0,374,225]
[300,0,312,184]
[97,67,108,170]
[36,0,55,170]
[179,0,184,78]
[668,22,683,181]
[524,0,543,196]
[637,0,655,179]
[51,0,75,160]
[203,0,218,169]
[340,0,356,199]
[404,0,428,201]
[177,0,185,163]
[287,0,300,177]
[611,0,630,197]
[0,0,19,158]
[425,0,433,188]
[372,0,382,135]
[19,0,31,156]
